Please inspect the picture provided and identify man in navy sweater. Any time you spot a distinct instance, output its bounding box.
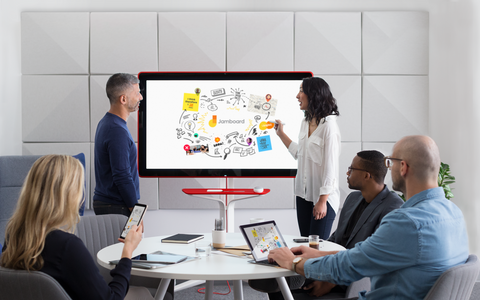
[93,73,143,216]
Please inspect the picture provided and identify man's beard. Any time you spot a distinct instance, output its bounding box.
[392,173,406,195]
[347,179,361,191]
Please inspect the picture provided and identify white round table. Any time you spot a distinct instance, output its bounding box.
[97,233,345,300]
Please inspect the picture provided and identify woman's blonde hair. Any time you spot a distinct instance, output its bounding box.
[0,154,84,270]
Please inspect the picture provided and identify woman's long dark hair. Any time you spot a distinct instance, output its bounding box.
[303,77,339,125]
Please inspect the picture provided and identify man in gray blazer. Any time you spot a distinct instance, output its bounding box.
[250,150,403,299]
[330,150,403,249]
[301,150,404,297]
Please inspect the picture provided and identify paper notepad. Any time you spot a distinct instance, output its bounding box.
[216,245,250,257]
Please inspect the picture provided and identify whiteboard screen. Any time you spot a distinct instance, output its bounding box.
[138,72,312,177]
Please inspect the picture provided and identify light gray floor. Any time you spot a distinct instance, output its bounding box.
[173,279,480,300]
[174,280,268,300]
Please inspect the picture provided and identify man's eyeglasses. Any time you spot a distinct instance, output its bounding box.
[347,166,369,173]
[384,156,403,169]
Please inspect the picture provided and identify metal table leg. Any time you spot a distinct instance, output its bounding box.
[233,280,244,300]
[276,277,294,300]
[204,280,214,300]
[154,278,171,300]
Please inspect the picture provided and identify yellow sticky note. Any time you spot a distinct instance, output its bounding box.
[183,93,199,111]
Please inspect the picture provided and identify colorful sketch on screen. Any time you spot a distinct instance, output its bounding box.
[250,226,282,254]
[176,87,279,160]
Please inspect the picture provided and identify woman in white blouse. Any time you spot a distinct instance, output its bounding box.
[275,77,341,239]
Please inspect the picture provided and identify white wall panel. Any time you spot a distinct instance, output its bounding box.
[158,12,226,71]
[363,11,429,75]
[17,11,428,230]
[226,12,294,71]
[362,142,396,193]
[21,12,89,75]
[229,177,294,209]
[362,76,428,142]
[159,178,224,209]
[295,12,361,74]
[142,208,300,237]
[22,75,90,142]
[321,76,361,142]
[138,177,159,210]
[90,76,138,142]
[90,12,158,74]
[22,143,91,208]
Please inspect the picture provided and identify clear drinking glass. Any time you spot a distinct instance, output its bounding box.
[309,235,320,250]
[195,241,211,257]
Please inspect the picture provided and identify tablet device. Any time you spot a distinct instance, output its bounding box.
[119,203,148,239]
[239,220,288,266]
[109,260,162,269]
[132,254,188,264]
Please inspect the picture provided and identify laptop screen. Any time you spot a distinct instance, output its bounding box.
[239,220,288,262]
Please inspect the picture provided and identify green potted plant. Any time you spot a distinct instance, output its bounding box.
[438,162,455,200]
[399,162,455,201]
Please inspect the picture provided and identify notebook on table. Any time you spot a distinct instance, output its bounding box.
[239,220,288,266]
[161,233,204,244]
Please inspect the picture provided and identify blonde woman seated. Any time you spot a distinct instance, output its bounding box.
[0,155,151,300]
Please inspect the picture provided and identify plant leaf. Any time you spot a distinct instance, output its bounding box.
[437,162,455,200]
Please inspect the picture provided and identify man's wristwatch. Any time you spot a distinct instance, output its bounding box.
[292,256,303,273]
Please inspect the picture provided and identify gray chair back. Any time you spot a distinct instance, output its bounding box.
[0,266,72,300]
[0,154,85,244]
[74,214,172,299]
[75,214,128,282]
[0,155,42,244]
[424,254,480,300]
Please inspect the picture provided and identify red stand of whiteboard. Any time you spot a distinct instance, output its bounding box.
[182,188,270,233]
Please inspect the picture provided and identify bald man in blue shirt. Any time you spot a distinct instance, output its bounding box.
[269,135,469,300]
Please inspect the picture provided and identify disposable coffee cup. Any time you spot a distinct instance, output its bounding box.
[212,229,226,248]
[250,218,264,224]
[309,235,320,250]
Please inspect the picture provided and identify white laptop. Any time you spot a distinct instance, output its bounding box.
[239,220,288,265]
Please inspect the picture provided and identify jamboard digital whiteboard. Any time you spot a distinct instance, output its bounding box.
[138,72,312,177]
